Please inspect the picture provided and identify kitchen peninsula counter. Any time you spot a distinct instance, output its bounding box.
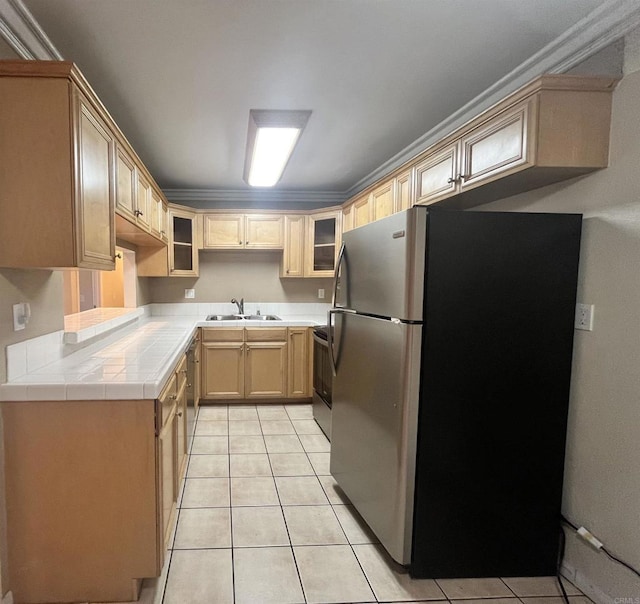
[0,314,326,402]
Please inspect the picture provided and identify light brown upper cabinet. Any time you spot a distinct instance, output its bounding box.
[135,172,152,231]
[203,214,284,250]
[371,182,395,221]
[342,205,354,233]
[305,210,342,278]
[169,207,199,277]
[115,144,137,221]
[0,61,116,269]
[353,195,372,229]
[394,169,413,212]
[413,75,617,208]
[417,100,533,205]
[281,215,305,277]
[415,143,460,205]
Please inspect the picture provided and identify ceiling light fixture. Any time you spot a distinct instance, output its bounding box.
[244,109,311,187]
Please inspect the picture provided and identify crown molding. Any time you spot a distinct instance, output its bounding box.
[345,0,640,199]
[163,188,346,206]
[0,0,62,59]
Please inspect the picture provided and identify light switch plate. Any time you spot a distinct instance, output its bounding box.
[318,289,325,299]
[184,289,195,299]
[575,303,594,331]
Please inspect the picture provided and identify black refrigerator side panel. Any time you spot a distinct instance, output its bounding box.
[411,210,582,578]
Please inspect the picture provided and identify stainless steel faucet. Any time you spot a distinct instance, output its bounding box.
[231,297,244,314]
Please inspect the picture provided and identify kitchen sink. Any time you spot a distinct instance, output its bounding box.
[205,314,281,321]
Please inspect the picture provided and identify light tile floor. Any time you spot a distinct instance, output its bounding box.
[151,403,590,604]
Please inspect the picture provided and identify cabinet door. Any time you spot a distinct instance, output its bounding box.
[415,143,459,205]
[371,182,395,221]
[342,205,354,233]
[394,169,413,212]
[203,214,245,249]
[170,209,199,277]
[282,215,305,277]
[74,93,116,269]
[202,342,245,399]
[136,172,151,231]
[149,189,162,237]
[245,341,287,398]
[160,203,169,242]
[287,328,310,398]
[305,210,342,278]
[193,337,201,409]
[460,99,532,191]
[115,145,136,220]
[353,195,372,228]
[246,215,284,249]
[176,381,188,480]
[158,408,177,551]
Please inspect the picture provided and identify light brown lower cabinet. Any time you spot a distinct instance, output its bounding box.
[201,327,311,401]
[288,327,312,398]
[0,354,189,604]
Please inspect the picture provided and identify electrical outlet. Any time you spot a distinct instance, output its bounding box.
[12,303,30,331]
[575,303,594,331]
[318,288,325,299]
[184,289,195,299]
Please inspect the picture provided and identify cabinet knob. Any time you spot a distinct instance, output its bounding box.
[169,394,177,400]
[194,359,200,363]
[245,241,249,245]
[239,241,242,244]
[135,209,144,217]
[447,177,457,184]
[177,411,183,417]
[286,269,290,274]
[180,369,188,374]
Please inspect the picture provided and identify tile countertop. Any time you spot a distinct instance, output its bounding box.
[0,315,326,402]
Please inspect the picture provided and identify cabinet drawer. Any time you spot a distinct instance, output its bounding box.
[203,328,244,342]
[245,328,287,342]
[158,373,178,426]
[175,354,188,391]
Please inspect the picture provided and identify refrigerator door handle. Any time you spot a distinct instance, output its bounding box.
[332,242,346,308]
[327,307,356,376]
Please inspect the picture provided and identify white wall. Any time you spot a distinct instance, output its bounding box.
[478,42,640,601]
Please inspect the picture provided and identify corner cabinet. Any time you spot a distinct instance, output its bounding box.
[169,207,199,276]
[304,210,342,278]
[0,62,116,269]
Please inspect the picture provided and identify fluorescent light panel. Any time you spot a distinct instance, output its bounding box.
[244,110,311,188]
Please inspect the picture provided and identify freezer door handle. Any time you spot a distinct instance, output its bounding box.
[327,307,356,376]
[332,242,346,308]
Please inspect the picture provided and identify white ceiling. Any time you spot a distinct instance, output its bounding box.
[23,0,606,195]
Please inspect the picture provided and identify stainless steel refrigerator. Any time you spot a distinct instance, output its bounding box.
[329,206,582,578]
